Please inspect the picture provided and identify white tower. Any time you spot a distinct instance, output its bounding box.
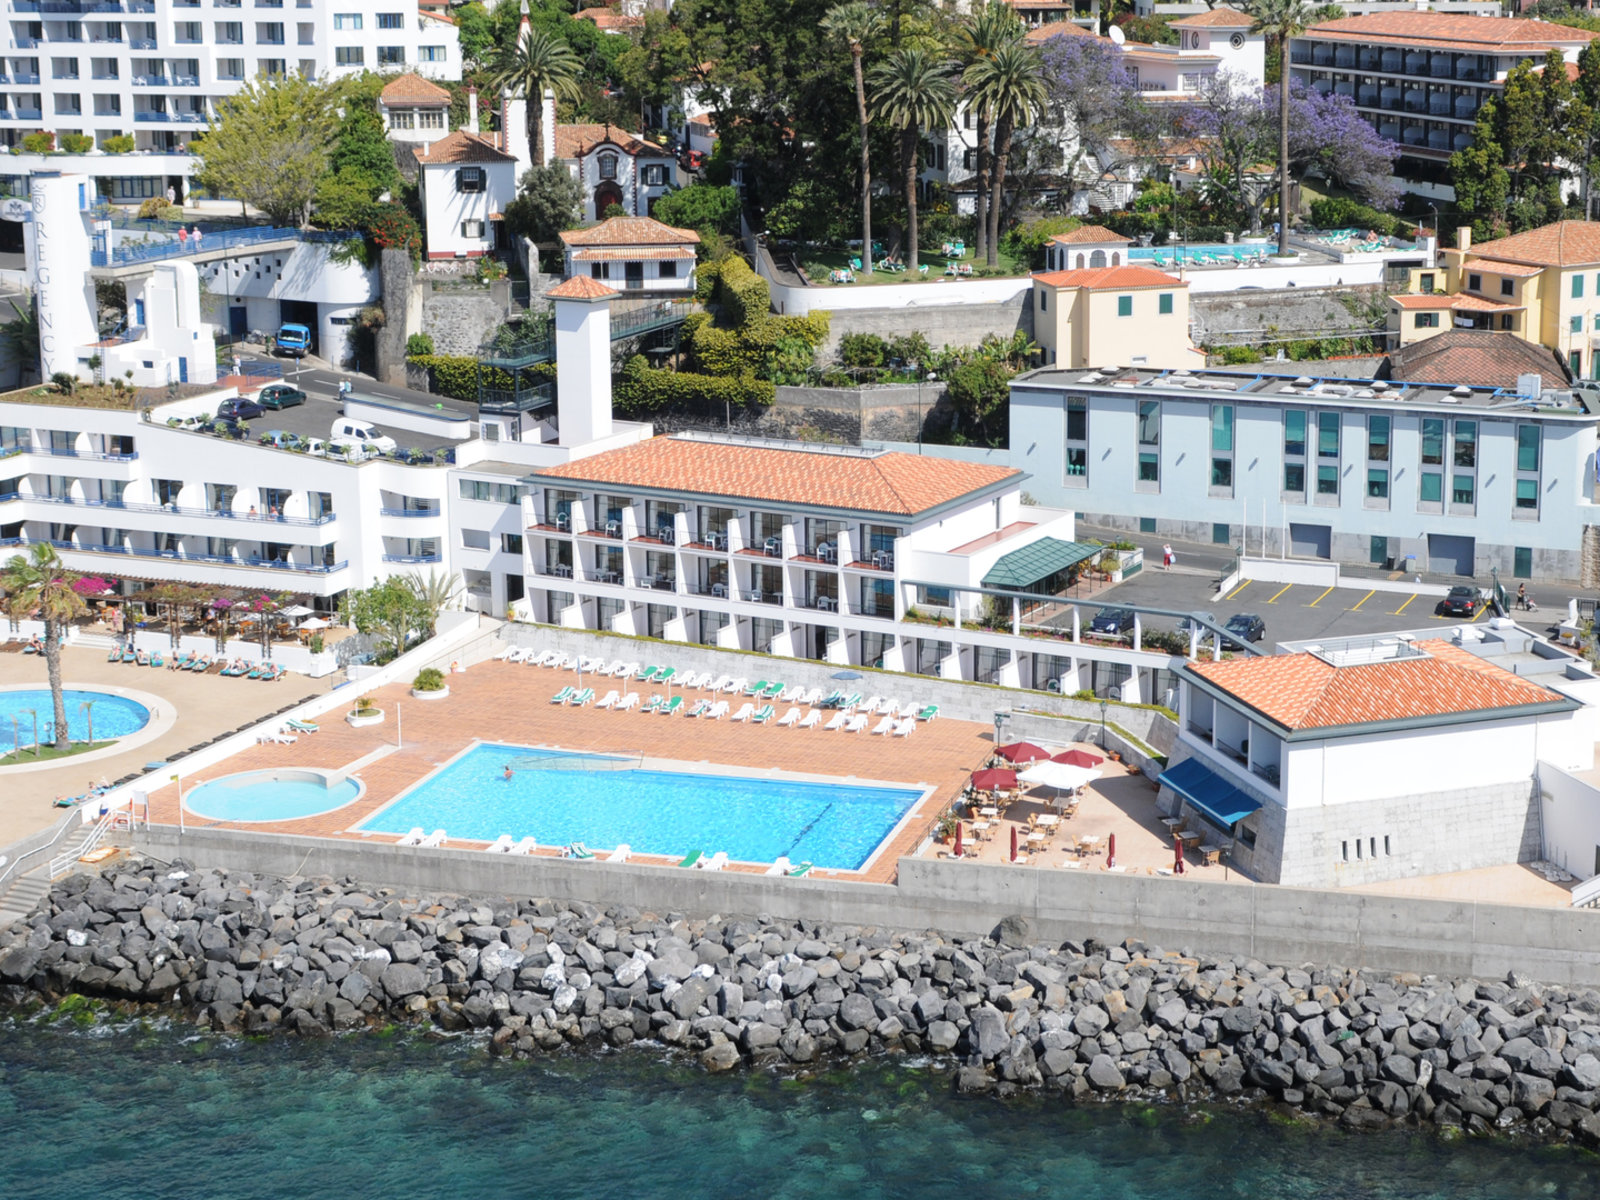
[25,172,98,380]
[548,275,616,448]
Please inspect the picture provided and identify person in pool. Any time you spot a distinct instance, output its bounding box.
[503,765,513,781]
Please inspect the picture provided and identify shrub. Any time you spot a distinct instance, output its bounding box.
[1217,344,1263,365]
[1071,689,1096,701]
[407,353,517,400]
[475,255,508,282]
[21,132,54,154]
[59,133,93,154]
[694,257,722,302]
[353,694,378,714]
[412,667,446,692]
[50,372,76,395]
[308,634,324,654]
[136,197,182,222]
[1307,195,1416,240]
[100,134,135,154]
[405,332,435,358]
[366,202,422,263]
[713,256,769,328]
[1001,215,1081,269]
[614,354,775,416]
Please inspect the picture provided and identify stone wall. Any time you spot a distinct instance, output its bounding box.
[818,296,1033,360]
[1189,285,1387,350]
[420,280,514,357]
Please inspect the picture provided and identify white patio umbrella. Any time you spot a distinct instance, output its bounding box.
[1019,761,1101,793]
[280,604,314,618]
[298,616,332,631]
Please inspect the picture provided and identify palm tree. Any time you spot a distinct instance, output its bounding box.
[0,544,87,750]
[965,39,1045,267]
[955,2,1024,264]
[823,2,885,275]
[490,25,584,169]
[404,569,461,637]
[1249,0,1312,256]
[870,48,958,272]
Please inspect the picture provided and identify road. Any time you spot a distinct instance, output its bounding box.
[225,352,473,447]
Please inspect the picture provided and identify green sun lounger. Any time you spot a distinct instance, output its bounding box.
[676,849,704,868]
[917,704,939,721]
[655,666,676,684]
[566,843,595,860]
[568,687,595,706]
[787,861,814,877]
[842,692,863,709]
[660,695,685,716]
[744,680,768,696]
[751,704,775,724]
[550,686,575,704]
[687,699,710,717]
[642,694,663,713]
[638,665,662,682]
[760,681,784,698]
[285,718,319,733]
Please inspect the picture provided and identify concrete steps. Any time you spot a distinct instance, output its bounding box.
[0,870,52,928]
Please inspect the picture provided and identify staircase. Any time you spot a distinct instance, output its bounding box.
[0,870,52,928]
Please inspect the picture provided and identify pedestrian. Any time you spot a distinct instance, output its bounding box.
[177,226,188,250]
[191,226,202,250]
[232,354,242,378]
[165,185,175,206]
[1162,543,1174,570]
[1517,583,1527,610]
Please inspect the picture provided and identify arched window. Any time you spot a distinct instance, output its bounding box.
[1089,249,1107,268]
[598,152,618,181]
[1076,253,1086,269]
[1111,251,1120,266]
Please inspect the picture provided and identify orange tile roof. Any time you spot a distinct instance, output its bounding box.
[1033,265,1186,291]
[1047,225,1132,245]
[1467,258,1543,277]
[1389,292,1519,311]
[553,123,672,161]
[419,7,456,24]
[1301,13,1595,51]
[380,73,451,105]
[546,275,618,301]
[559,215,700,247]
[1170,6,1253,28]
[535,437,1021,517]
[413,130,515,165]
[1386,330,1570,389]
[1025,20,1099,43]
[569,246,696,262]
[1467,221,1600,268]
[574,5,643,29]
[1186,639,1572,734]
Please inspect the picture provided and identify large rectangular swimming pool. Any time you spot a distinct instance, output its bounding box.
[356,743,927,871]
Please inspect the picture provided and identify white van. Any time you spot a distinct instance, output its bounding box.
[329,417,397,455]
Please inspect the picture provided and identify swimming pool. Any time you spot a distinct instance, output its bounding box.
[1129,243,1267,264]
[357,743,927,871]
[184,769,365,822]
[0,688,150,751]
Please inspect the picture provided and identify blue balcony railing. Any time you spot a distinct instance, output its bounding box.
[30,447,138,461]
[93,223,354,267]
[0,537,347,574]
[382,553,442,563]
[379,507,440,518]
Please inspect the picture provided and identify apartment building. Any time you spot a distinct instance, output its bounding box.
[1004,362,1600,582]
[0,0,459,162]
[1287,14,1595,192]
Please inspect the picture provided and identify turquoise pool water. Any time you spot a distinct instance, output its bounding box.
[0,689,149,751]
[184,771,363,822]
[357,743,925,869]
[1130,243,1266,264]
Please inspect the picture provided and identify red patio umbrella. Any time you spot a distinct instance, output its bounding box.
[1010,824,1019,863]
[996,741,1051,765]
[1052,749,1104,768]
[1107,832,1116,869]
[1173,832,1185,875]
[971,767,1018,792]
[954,821,964,858]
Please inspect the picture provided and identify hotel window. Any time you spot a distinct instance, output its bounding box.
[1317,411,1339,459]
[1516,423,1539,473]
[1572,315,1583,334]
[1452,473,1475,506]
[1367,415,1389,462]
[1317,464,1338,496]
[456,167,483,193]
[377,46,404,66]
[599,153,618,180]
[419,45,446,62]
[334,46,363,66]
[1420,471,1442,505]
[1452,419,1476,468]
[419,110,444,129]
[1366,468,1388,501]
[1501,314,1515,331]
[1413,312,1438,329]
[1515,423,1540,517]
[1575,274,1586,299]
[1500,278,1514,297]
[1136,400,1159,488]
[1421,417,1443,466]
[377,12,403,27]
[1210,404,1233,493]
[1063,394,1087,485]
[1117,295,1133,317]
[333,13,361,28]
[1158,293,1173,315]
[1514,546,1533,578]
[590,263,610,279]
[1515,479,1539,512]
[460,219,484,239]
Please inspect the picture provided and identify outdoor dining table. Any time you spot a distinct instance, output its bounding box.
[978,806,999,819]
[1178,829,1205,850]
[971,820,991,840]
[1077,834,1101,857]
[1037,814,1060,831]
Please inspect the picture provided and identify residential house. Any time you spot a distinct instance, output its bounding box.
[379,72,452,146]
[414,130,519,259]
[1030,264,1196,369]
[559,216,699,294]
[555,124,678,222]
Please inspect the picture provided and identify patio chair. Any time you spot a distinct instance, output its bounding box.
[761,681,784,699]
[484,834,515,854]
[786,861,814,877]
[871,715,895,735]
[752,704,776,723]
[893,719,916,737]
[565,843,596,861]
[844,714,868,732]
[637,665,661,682]
[744,680,769,696]
[730,702,756,722]
[706,700,730,719]
[617,692,640,711]
[285,718,319,733]
[655,666,677,684]
[860,695,884,713]
[916,704,939,721]
[824,711,849,731]
[687,699,711,717]
[724,677,748,694]
[709,675,734,692]
[641,694,663,714]
[700,851,728,871]
[797,710,821,729]
[766,856,793,875]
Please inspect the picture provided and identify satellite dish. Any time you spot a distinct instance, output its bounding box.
[1108,25,1126,44]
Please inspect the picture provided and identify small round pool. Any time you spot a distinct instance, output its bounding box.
[0,688,150,751]
[183,769,365,822]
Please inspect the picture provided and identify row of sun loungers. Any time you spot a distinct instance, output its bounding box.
[557,686,928,733]
[464,835,811,875]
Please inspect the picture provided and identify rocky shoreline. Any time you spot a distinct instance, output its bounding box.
[4,859,1600,1144]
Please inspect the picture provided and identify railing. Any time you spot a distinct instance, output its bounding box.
[379,507,440,518]
[49,807,120,879]
[91,224,341,268]
[30,446,138,462]
[23,494,335,527]
[0,537,348,574]
[0,807,80,897]
[1572,873,1600,909]
[382,553,443,563]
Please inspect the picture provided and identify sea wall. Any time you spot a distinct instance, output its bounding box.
[6,858,1600,1142]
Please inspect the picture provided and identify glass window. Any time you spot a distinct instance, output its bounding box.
[1066,447,1087,477]
[1574,273,1585,299]
[1421,418,1444,465]
[1158,292,1173,315]
[1420,472,1442,503]
[1366,468,1388,499]
[1284,462,1305,492]
[1317,411,1339,458]
[1516,424,1539,473]
[1211,457,1233,488]
[1572,350,1584,377]
[377,46,404,65]
[1139,517,1156,533]
[1500,278,1514,297]
[333,12,361,28]
[377,11,403,27]
[1065,396,1086,441]
[1138,451,1158,482]
[1284,410,1306,457]
[1137,401,1159,446]
[1414,312,1438,329]
[457,167,483,194]
[1572,315,1583,334]
[1317,464,1338,495]
[1212,523,1230,545]
[599,153,618,180]
[1211,405,1233,452]
[1516,478,1538,509]
[1367,415,1389,462]
[1452,474,1475,505]
[1117,295,1133,317]
[334,46,362,65]
[1468,273,1481,291]
[1453,420,1476,467]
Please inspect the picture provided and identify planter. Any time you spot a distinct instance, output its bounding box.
[410,686,449,701]
[346,709,385,727]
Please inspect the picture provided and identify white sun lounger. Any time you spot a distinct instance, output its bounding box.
[491,646,515,661]
[798,710,821,729]
[614,662,639,679]
[700,851,728,871]
[708,675,733,692]
[730,702,755,722]
[607,843,631,863]
[485,834,514,853]
[419,829,447,848]
[765,856,792,875]
[777,707,801,727]
[578,656,602,672]
[898,699,919,718]
[844,714,868,733]
[824,711,848,731]
[871,715,895,735]
[877,697,899,715]
[527,650,555,667]
[617,692,640,711]
[257,730,297,744]
[893,719,916,736]
[724,677,748,694]
[861,695,884,714]
[706,700,730,719]
[509,836,537,855]
[550,653,574,670]
[800,686,823,705]
[396,827,425,846]
[596,689,620,710]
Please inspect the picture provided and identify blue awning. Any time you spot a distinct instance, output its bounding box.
[1157,757,1263,828]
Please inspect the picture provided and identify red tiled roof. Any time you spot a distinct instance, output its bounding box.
[413,130,515,165]
[1170,6,1253,28]
[559,215,700,247]
[1185,639,1569,733]
[569,247,695,261]
[1389,292,1519,311]
[574,5,643,29]
[546,275,618,300]
[1386,330,1571,389]
[535,437,1021,517]
[1025,20,1099,43]
[1467,221,1600,268]
[553,123,672,161]
[1301,13,1595,51]
[1047,225,1132,245]
[1033,265,1186,291]
[1467,258,1543,277]
[419,7,456,24]
[380,73,451,105]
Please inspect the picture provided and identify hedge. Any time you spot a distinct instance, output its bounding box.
[714,256,769,329]
[1307,196,1418,240]
[614,354,774,415]
[407,354,511,400]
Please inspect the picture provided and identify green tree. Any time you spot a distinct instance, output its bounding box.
[870,47,957,271]
[456,1,497,69]
[955,1,1023,264]
[823,2,886,275]
[403,569,461,637]
[0,298,39,383]
[650,183,741,253]
[339,577,428,659]
[192,74,338,226]
[329,104,400,197]
[616,9,696,113]
[310,168,381,231]
[1248,0,1312,255]
[964,37,1043,267]
[1450,56,1581,236]
[490,26,584,170]
[0,545,87,750]
[1578,39,1600,218]
[503,164,585,243]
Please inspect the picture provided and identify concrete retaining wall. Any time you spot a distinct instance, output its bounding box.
[766,383,956,444]
[120,826,1600,985]
[817,295,1033,358]
[419,280,513,357]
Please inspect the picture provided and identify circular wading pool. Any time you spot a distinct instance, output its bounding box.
[183,769,364,823]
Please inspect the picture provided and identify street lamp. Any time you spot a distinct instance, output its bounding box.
[1098,697,1109,748]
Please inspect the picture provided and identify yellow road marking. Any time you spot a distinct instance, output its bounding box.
[1392,593,1416,616]
[1266,584,1293,604]
[1348,589,1375,612]
[1225,579,1251,600]
[1306,586,1334,608]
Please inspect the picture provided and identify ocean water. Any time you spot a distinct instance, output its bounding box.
[357,743,924,870]
[0,1019,1594,1200]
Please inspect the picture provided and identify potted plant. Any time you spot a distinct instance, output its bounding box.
[411,666,449,700]
[308,633,324,655]
[935,812,959,844]
[346,693,385,727]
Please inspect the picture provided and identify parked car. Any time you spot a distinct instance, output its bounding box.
[216,397,264,421]
[330,417,397,455]
[299,437,329,458]
[1437,585,1483,617]
[258,429,299,450]
[1222,613,1266,647]
[209,416,250,439]
[1088,607,1136,636]
[257,383,307,410]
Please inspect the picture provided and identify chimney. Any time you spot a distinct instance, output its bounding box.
[466,85,478,134]
[1456,226,1472,253]
[549,276,617,447]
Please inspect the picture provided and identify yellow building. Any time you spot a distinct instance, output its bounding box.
[1031,265,1196,370]
[1387,222,1600,377]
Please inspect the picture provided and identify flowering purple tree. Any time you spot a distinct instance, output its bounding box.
[1037,33,1146,200]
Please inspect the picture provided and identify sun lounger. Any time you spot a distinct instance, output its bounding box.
[492,646,515,661]
[709,675,734,692]
[637,665,661,682]
[777,707,800,727]
[824,711,848,731]
[844,714,868,732]
[419,830,447,848]
[752,704,776,724]
[568,687,595,706]
[871,716,895,735]
[550,686,575,704]
[819,690,844,708]
[655,667,676,684]
[607,844,631,863]
[761,681,784,699]
[861,695,884,714]
[706,700,730,719]
[257,730,297,744]
[525,650,553,666]
[730,702,755,722]
[485,834,515,853]
[661,695,685,716]
[565,842,595,860]
[877,697,899,715]
[724,677,748,694]
[285,718,319,733]
[744,680,768,696]
[642,694,663,714]
[842,692,863,709]
[676,849,704,868]
[898,700,919,718]
[550,653,574,670]
[597,690,621,709]
[787,861,814,877]
[800,687,823,706]
[893,719,916,737]
[616,692,640,711]
[917,704,939,721]
[578,656,603,672]
[396,827,425,846]
[798,710,821,729]
[686,698,710,717]
[701,851,728,871]
[766,856,792,876]
[614,662,639,678]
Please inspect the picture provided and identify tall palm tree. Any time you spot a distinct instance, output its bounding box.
[0,544,87,750]
[870,47,958,272]
[823,2,885,275]
[955,2,1024,264]
[1249,0,1312,256]
[965,39,1045,267]
[490,25,584,169]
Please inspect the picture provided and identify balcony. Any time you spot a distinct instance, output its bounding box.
[132,74,168,86]
[0,537,347,574]
[378,506,439,518]
[11,72,40,84]
[255,34,283,44]
[31,446,137,461]
[172,73,197,85]
[23,493,334,526]
[5,109,43,120]
[128,36,154,47]
[133,111,171,122]
[382,552,442,563]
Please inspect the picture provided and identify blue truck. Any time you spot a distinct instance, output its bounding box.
[274,322,312,358]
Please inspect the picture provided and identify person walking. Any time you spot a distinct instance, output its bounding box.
[177,225,188,250]
[191,226,203,251]
[1162,543,1174,570]
[1516,583,1527,610]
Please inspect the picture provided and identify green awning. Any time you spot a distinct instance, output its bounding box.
[982,538,1103,590]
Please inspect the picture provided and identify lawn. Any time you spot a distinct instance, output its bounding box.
[802,245,1027,286]
[0,740,116,766]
